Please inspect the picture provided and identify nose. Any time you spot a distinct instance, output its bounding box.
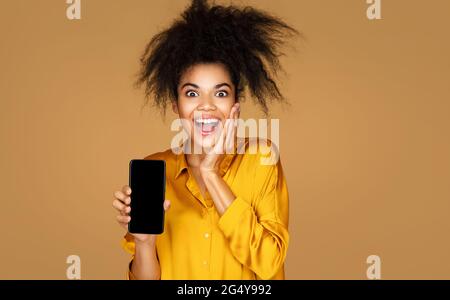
[197,95,217,111]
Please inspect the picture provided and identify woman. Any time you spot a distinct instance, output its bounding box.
[112,0,298,280]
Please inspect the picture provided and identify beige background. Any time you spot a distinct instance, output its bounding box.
[0,0,449,279]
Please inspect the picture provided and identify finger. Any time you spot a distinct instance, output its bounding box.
[233,103,240,135]
[123,196,131,205]
[114,190,127,202]
[121,205,131,216]
[224,105,239,152]
[213,124,226,154]
[117,215,131,224]
[212,104,239,154]
[234,103,240,120]
[164,200,171,211]
[122,185,132,196]
[112,199,127,213]
[217,105,236,143]
[226,118,237,150]
[114,190,131,205]
[225,104,239,137]
[229,102,239,118]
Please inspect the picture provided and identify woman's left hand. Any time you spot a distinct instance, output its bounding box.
[199,103,240,175]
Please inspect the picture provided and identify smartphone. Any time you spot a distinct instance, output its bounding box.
[128,159,166,234]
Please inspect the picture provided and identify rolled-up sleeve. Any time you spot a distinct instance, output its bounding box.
[218,155,289,280]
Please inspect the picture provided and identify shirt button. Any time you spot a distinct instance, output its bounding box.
[204,233,210,239]
[203,260,208,266]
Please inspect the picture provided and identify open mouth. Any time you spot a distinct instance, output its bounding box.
[194,117,221,136]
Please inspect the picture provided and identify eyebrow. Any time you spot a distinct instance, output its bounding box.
[180,82,232,90]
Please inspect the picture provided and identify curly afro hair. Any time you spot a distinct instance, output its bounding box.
[134,0,299,115]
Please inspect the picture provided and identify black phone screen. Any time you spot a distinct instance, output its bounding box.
[128,159,166,234]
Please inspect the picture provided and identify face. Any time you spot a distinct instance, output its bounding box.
[173,63,237,150]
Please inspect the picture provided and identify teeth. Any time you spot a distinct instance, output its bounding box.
[195,119,219,125]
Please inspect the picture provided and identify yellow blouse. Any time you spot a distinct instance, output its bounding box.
[121,139,289,280]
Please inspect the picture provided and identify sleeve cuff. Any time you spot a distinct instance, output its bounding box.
[121,233,136,255]
[218,196,251,237]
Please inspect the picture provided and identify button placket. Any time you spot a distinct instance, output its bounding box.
[202,209,212,274]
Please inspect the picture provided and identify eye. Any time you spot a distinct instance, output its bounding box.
[215,90,229,97]
[186,90,199,97]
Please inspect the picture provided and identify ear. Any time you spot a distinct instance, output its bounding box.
[171,101,179,114]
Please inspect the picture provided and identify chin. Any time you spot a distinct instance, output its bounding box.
[191,133,219,153]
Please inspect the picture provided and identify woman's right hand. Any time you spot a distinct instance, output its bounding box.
[113,185,171,243]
